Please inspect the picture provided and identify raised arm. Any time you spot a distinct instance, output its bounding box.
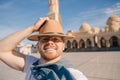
[0,17,48,71]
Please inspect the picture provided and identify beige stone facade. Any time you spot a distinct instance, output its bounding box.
[16,43,38,55]
[65,15,120,51]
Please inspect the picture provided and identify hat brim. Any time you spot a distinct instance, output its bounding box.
[27,34,75,41]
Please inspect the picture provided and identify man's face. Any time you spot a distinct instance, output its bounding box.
[37,36,65,61]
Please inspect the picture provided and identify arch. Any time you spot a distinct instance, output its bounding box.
[100,37,106,48]
[109,36,119,47]
[72,40,78,49]
[79,39,85,48]
[86,39,92,48]
[66,40,71,49]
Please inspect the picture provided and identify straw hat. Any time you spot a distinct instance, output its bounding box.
[27,20,75,41]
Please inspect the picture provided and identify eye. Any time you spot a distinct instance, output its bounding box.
[52,37,62,42]
[40,37,49,42]
[43,37,49,42]
[53,38,59,42]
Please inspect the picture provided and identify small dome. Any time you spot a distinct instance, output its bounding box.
[66,32,73,36]
[100,29,105,33]
[105,25,109,32]
[79,23,91,32]
[66,31,75,38]
[91,27,100,34]
[87,30,93,34]
[66,30,74,36]
[67,30,73,33]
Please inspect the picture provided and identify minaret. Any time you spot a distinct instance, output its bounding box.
[47,0,61,23]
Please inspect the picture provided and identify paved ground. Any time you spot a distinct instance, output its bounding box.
[0,61,25,80]
[0,51,120,80]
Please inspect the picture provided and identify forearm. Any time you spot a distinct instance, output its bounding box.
[0,25,34,52]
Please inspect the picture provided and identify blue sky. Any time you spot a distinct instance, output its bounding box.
[0,0,120,43]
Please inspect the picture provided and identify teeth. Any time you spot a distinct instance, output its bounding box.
[45,48,56,53]
[45,48,55,50]
[46,48,54,50]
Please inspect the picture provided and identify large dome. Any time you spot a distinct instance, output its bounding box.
[109,22,120,32]
[107,15,120,25]
[110,15,120,22]
[106,15,120,32]
[79,23,91,32]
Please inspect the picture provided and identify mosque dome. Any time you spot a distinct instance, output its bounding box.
[87,30,93,34]
[109,22,120,32]
[91,27,100,34]
[79,23,91,32]
[106,15,120,32]
[105,25,109,32]
[66,32,72,36]
[107,15,120,25]
[100,29,105,33]
[110,15,120,22]
[66,30,74,36]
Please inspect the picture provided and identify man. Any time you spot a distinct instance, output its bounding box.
[0,17,87,80]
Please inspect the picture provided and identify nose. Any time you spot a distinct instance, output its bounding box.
[46,40,54,45]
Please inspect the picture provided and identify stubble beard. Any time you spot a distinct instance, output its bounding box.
[38,42,63,62]
[40,48,62,62]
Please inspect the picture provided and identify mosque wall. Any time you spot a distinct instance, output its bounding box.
[65,15,120,52]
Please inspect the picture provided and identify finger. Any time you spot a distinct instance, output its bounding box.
[45,17,49,20]
[39,17,49,21]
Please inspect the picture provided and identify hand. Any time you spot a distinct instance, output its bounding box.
[33,17,49,32]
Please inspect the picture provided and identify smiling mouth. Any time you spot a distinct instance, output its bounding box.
[45,48,54,50]
[44,47,56,51]
[44,44,57,52]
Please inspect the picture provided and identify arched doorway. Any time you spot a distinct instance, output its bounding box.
[72,40,78,49]
[109,36,119,47]
[66,40,71,49]
[86,39,92,48]
[100,37,106,48]
[79,39,85,48]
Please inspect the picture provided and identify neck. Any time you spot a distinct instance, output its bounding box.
[40,56,62,64]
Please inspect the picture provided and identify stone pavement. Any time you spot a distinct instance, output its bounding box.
[63,51,120,80]
[0,61,25,80]
[0,51,120,80]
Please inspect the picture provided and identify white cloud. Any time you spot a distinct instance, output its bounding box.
[104,2,120,16]
[65,2,120,32]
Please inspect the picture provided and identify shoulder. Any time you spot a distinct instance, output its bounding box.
[67,68,88,80]
[25,55,39,63]
[24,55,39,72]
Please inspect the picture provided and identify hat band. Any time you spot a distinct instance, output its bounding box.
[43,32,64,35]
